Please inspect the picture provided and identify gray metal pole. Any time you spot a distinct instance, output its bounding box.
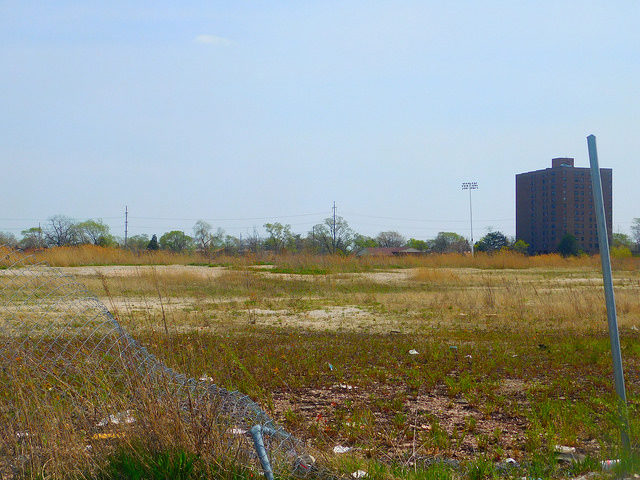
[462,183,478,255]
[332,201,336,254]
[587,134,630,452]
[469,188,474,257]
[250,425,275,480]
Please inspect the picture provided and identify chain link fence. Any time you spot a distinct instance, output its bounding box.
[0,246,332,479]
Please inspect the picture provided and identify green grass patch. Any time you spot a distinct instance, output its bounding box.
[94,445,265,480]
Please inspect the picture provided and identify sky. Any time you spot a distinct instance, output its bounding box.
[1,1,639,242]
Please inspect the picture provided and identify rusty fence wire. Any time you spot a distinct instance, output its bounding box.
[0,246,328,479]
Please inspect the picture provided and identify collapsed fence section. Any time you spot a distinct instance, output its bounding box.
[0,246,322,479]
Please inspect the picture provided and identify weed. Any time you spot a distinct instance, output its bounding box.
[3,250,640,478]
[99,446,197,480]
[466,456,497,480]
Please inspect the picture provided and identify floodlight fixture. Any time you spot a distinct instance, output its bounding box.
[461,181,479,256]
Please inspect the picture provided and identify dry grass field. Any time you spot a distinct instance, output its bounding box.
[2,247,640,479]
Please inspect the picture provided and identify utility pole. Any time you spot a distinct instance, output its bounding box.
[462,182,478,256]
[124,206,128,248]
[332,201,337,254]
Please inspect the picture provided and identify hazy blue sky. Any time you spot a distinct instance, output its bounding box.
[1,1,638,242]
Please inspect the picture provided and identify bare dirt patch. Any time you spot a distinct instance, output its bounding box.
[57,265,227,279]
[272,383,529,461]
[346,270,418,284]
[246,305,401,332]
[255,268,417,284]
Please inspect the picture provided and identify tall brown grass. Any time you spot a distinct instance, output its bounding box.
[260,250,640,272]
[3,247,640,475]
[11,244,640,271]
[28,245,211,267]
[0,353,262,479]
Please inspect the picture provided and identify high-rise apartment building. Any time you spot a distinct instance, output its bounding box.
[516,157,612,254]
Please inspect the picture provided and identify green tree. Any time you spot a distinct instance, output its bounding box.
[126,234,150,251]
[159,231,194,253]
[76,219,114,246]
[352,234,377,254]
[475,231,509,253]
[612,232,634,250]
[557,233,580,257]
[406,238,429,251]
[432,232,470,253]
[310,216,354,254]
[192,222,225,253]
[147,234,159,251]
[223,234,242,255]
[19,226,45,249]
[511,239,530,255]
[264,222,294,253]
[628,219,640,251]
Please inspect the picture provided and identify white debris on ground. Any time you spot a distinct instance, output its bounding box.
[351,470,367,478]
[333,445,352,454]
[96,410,135,427]
[336,384,355,390]
[554,445,576,454]
[408,349,419,355]
[295,454,316,471]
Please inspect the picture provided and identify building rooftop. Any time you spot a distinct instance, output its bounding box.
[552,157,575,168]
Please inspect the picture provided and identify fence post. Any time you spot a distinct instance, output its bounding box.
[587,134,631,453]
[250,425,275,480]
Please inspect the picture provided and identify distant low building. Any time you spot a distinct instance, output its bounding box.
[357,247,424,257]
[515,157,612,254]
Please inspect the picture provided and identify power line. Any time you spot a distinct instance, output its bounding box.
[0,216,122,221]
[343,212,514,223]
[128,212,326,222]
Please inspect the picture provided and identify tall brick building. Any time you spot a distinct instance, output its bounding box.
[516,157,612,254]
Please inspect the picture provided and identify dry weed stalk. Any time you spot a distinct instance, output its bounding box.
[0,247,318,479]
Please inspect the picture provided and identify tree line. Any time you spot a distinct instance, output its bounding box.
[2,215,640,256]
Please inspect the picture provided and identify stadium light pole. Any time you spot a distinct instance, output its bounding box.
[462,182,478,256]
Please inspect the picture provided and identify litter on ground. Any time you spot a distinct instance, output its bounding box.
[554,445,576,454]
[96,410,135,427]
[600,459,620,471]
[92,432,125,440]
[337,384,355,390]
[333,445,352,454]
